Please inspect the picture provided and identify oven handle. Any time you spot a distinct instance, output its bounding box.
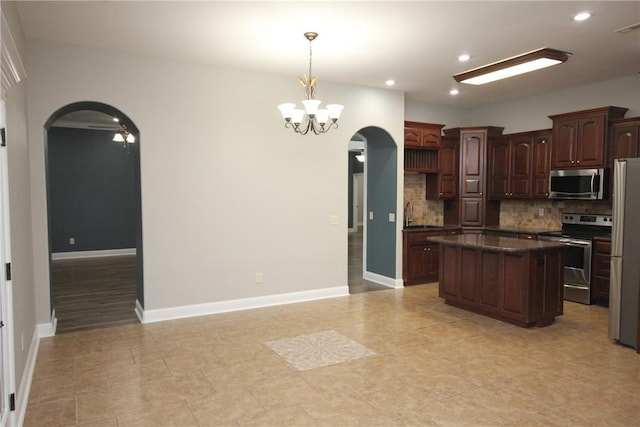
[564,283,588,290]
[540,237,591,246]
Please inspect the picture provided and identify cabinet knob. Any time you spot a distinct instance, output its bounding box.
[427,248,431,252]
[440,192,443,196]
[541,140,546,144]
[571,160,575,164]
[510,192,513,196]
[480,192,483,196]
[576,160,581,164]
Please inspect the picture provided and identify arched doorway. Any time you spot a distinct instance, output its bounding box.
[347,126,399,293]
[44,101,143,332]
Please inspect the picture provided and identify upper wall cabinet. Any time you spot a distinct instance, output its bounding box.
[404,122,445,149]
[549,106,627,169]
[488,129,552,200]
[610,117,640,161]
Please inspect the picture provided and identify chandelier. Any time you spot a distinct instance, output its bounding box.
[278,32,344,135]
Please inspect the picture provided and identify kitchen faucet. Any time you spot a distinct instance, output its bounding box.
[405,201,413,227]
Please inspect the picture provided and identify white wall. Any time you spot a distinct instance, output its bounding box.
[25,39,404,321]
[470,75,640,133]
[404,100,470,128]
[1,0,36,416]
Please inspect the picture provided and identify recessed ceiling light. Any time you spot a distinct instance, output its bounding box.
[112,117,119,122]
[450,89,460,95]
[458,54,470,62]
[573,11,591,21]
[385,79,396,86]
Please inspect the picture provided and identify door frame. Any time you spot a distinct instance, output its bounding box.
[0,99,16,427]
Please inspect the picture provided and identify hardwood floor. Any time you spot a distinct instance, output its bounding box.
[50,232,378,334]
[52,255,139,333]
[348,229,390,294]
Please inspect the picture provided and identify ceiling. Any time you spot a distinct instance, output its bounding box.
[15,1,640,110]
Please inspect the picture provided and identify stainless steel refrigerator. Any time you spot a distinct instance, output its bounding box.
[609,157,640,348]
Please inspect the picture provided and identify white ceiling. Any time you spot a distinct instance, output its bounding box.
[15,1,640,109]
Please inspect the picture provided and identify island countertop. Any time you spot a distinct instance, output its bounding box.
[427,233,567,252]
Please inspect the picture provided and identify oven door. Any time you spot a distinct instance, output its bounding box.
[562,238,592,286]
[539,236,592,304]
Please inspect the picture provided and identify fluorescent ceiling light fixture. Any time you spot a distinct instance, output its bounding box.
[573,12,591,21]
[453,47,571,85]
[458,54,470,62]
[385,79,395,86]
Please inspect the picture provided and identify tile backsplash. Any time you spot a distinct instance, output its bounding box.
[404,172,612,230]
[499,199,612,231]
[403,174,443,226]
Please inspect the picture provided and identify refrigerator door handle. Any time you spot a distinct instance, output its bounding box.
[608,257,622,340]
[611,159,626,257]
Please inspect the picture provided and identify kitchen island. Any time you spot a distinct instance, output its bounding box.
[428,234,566,328]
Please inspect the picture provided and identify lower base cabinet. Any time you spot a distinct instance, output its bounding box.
[592,239,611,305]
[403,229,460,285]
[439,243,564,327]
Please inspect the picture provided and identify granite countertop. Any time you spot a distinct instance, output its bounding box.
[483,226,559,235]
[402,225,460,232]
[427,234,567,252]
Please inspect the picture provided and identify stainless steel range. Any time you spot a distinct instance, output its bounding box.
[539,213,612,305]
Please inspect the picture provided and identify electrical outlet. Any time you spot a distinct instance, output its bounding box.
[330,215,339,225]
[369,211,374,220]
[255,273,263,284]
[539,208,545,217]
[388,213,395,222]
[69,237,75,245]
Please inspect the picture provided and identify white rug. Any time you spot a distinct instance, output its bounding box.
[265,330,376,371]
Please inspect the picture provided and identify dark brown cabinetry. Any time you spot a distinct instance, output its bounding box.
[488,136,533,199]
[404,122,445,148]
[426,136,458,199]
[404,122,445,173]
[488,129,552,200]
[592,239,611,305]
[532,132,552,198]
[403,229,460,285]
[442,127,502,227]
[610,117,640,161]
[436,235,564,327]
[549,106,627,169]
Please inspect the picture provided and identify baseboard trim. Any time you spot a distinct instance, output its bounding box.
[139,286,349,324]
[36,310,56,338]
[364,271,403,289]
[11,329,39,427]
[52,248,136,260]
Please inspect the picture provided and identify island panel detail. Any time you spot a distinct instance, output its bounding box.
[428,234,565,328]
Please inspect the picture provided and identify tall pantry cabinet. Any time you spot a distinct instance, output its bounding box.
[443,127,503,227]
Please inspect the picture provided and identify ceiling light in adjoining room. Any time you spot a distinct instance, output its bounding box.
[458,54,470,62]
[356,151,365,162]
[112,123,135,146]
[385,79,396,86]
[573,12,592,21]
[449,89,460,95]
[453,47,571,85]
[277,32,344,136]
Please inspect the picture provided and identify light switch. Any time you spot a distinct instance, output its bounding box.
[539,208,545,217]
[369,211,374,220]
[389,213,395,222]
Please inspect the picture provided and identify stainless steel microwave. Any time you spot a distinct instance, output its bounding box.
[549,168,606,200]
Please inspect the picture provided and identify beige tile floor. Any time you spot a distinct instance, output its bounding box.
[25,284,639,426]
